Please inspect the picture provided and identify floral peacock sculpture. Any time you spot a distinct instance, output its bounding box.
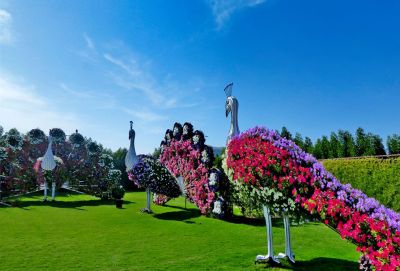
[152,83,400,270]
[125,121,181,213]
[154,122,232,218]
[222,84,400,270]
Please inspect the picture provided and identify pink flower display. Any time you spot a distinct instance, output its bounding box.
[226,127,400,271]
[158,122,231,217]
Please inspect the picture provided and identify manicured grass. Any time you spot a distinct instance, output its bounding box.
[0,191,359,271]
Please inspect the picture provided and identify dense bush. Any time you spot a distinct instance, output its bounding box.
[323,157,400,212]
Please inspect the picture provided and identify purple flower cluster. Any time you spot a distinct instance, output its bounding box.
[242,126,400,232]
[128,154,181,198]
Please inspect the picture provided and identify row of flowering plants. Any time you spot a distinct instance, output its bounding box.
[158,122,232,218]
[0,125,121,200]
[224,127,400,271]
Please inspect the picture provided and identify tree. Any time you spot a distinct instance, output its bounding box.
[303,137,314,154]
[355,128,369,156]
[371,135,386,155]
[321,136,331,159]
[387,134,400,154]
[313,139,323,159]
[112,148,135,190]
[329,132,340,158]
[293,133,304,149]
[280,126,292,140]
[338,130,356,157]
[152,147,161,159]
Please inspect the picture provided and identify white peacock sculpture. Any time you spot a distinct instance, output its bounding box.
[40,132,57,201]
[224,83,295,265]
[124,121,153,212]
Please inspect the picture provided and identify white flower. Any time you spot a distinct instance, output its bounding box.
[208,172,218,186]
[193,135,200,144]
[212,200,222,215]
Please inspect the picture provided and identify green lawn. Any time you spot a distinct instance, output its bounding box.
[0,191,359,271]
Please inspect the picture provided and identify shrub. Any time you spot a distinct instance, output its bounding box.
[323,157,400,212]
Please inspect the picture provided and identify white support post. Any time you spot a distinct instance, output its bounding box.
[43,181,48,201]
[51,182,56,201]
[141,188,153,214]
[277,215,295,263]
[255,205,280,265]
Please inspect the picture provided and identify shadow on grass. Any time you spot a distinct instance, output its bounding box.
[257,257,358,271]
[15,199,134,210]
[153,209,201,222]
[225,215,309,228]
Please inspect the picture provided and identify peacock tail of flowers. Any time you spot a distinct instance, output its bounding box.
[226,126,400,271]
[157,122,232,218]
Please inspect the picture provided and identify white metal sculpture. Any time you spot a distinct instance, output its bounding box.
[225,83,240,144]
[41,134,56,201]
[125,121,139,172]
[224,84,295,265]
[125,121,152,213]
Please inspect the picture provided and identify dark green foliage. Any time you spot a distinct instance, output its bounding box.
[294,133,304,149]
[152,147,161,159]
[111,148,137,191]
[111,184,125,199]
[387,134,400,154]
[371,135,386,155]
[27,128,46,145]
[49,128,66,143]
[329,132,339,158]
[355,128,369,156]
[280,126,292,140]
[321,136,331,159]
[4,128,23,149]
[323,157,400,212]
[304,136,314,154]
[313,139,323,159]
[338,130,356,158]
[213,147,226,170]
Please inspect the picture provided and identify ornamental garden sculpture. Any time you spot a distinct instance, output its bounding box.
[126,121,181,213]
[149,84,400,270]
[39,132,57,201]
[224,84,294,264]
[224,83,240,144]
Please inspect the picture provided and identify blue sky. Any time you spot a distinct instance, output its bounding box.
[0,0,399,153]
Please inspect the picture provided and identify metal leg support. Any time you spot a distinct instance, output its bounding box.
[141,188,153,214]
[43,181,48,201]
[51,182,56,201]
[277,215,295,263]
[255,205,280,265]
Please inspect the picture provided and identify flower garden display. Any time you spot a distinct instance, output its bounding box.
[0,126,121,203]
[225,127,400,270]
[158,122,232,218]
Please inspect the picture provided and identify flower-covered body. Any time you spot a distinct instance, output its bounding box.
[226,127,400,271]
[128,154,181,199]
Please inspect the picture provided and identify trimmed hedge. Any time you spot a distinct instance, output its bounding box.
[323,157,400,212]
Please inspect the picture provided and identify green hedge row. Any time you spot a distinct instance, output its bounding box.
[323,157,400,212]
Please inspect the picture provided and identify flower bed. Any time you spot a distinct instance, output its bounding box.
[225,127,400,270]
